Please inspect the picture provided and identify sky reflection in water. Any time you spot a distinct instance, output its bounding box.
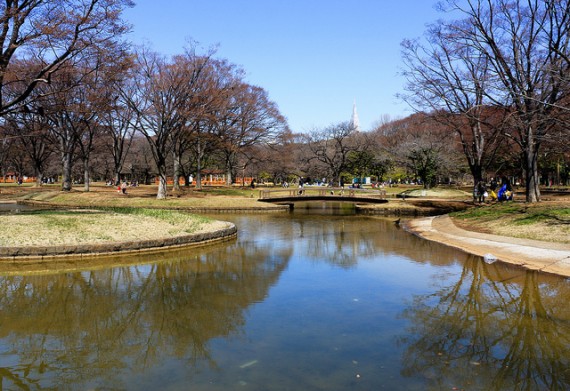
[0,211,569,390]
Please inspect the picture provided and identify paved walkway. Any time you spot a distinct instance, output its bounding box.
[404,215,570,277]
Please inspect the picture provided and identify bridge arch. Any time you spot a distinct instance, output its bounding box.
[257,188,388,205]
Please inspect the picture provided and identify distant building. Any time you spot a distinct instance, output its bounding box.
[350,99,361,132]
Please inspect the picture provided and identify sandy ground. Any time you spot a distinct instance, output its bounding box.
[404,215,570,277]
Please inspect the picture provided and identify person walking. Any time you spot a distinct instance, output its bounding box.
[477,180,487,203]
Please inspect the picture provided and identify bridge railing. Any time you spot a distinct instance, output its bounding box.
[259,187,387,200]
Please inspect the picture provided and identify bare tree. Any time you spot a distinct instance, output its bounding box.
[433,0,570,202]
[122,46,212,199]
[184,58,243,189]
[304,122,365,185]
[0,126,14,181]
[122,48,175,199]
[3,109,54,186]
[33,64,88,191]
[378,113,464,187]
[75,47,132,190]
[0,0,134,116]
[400,18,505,184]
[215,83,288,185]
[100,88,137,185]
[168,49,217,192]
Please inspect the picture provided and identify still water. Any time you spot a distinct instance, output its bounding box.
[1,209,570,390]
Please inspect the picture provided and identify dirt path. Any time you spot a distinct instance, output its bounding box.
[404,215,570,277]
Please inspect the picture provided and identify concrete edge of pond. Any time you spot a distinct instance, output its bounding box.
[403,215,570,278]
[0,224,237,261]
[17,199,291,213]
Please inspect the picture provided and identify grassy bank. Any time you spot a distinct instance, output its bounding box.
[3,183,569,245]
[7,185,279,209]
[450,202,570,243]
[0,208,227,247]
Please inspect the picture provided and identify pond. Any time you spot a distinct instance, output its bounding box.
[0,202,35,214]
[0,208,569,390]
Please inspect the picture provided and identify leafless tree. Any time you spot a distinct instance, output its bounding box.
[215,82,288,185]
[33,64,89,191]
[304,122,366,185]
[168,49,219,191]
[432,0,570,201]
[100,87,137,185]
[122,46,212,199]
[83,48,134,187]
[400,18,505,184]
[395,115,459,188]
[0,0,134,116]
[254,128,298,185]
[3,109,55,186]
[122,48,175,199]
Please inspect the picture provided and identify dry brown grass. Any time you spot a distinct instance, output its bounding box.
[14,186,276,209]
[3,184,570,245]
[1,210,230,247]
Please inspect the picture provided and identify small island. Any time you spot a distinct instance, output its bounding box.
[0,207,236,259]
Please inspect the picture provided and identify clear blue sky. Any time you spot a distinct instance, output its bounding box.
[123,1,444,133]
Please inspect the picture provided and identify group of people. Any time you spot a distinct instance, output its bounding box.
[473,176,514,203]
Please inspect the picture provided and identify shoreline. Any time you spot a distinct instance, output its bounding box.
[403,215,570,277]
[3,191,570,278]
[0,222,237,260]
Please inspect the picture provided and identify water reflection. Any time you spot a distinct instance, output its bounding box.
[0,239,292,389]
[263,213,467,270]
[292,201,356,215]
[0,202,35,214]
[399,257,570,390]
[0,213,569,390]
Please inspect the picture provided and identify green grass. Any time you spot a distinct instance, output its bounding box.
[451,203,570,226]
[17,207,212,227]
[450,203,522,219]
[42,215,80,230]
[101,207,212,226]
[511,207,570,225]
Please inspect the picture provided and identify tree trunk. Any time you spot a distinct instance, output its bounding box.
[472,165,483,185]
[226,165,232,186]
[172,151,181,191]
[225,152,236,186]
[83,158,90,192]
[195,139,202,190]
[156,166,168,199]
[61,151,73,191]
[114,158,121,185]
[35,171,43,187]
[524,146,540,202]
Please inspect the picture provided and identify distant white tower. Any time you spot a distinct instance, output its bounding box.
[350,99,361,132]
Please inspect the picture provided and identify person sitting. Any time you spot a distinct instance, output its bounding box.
[498,176,513,201]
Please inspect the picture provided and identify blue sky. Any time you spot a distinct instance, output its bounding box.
[123,1,444,133]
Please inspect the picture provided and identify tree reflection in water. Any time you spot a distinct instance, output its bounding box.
[399,256,570,390]
[2,213,570,390]
[0,240,291,389]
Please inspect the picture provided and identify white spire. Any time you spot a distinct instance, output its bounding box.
[351,99,361,132]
